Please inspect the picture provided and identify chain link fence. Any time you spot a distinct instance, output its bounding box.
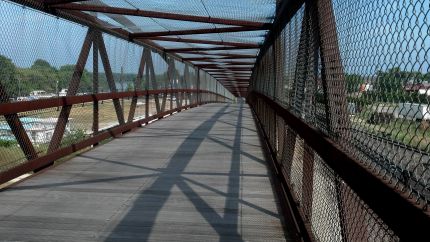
[249,0,429,240]
[0,0,233,182]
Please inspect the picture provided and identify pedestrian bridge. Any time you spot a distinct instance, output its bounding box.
[0,103,289,241]
[0,0,429,241]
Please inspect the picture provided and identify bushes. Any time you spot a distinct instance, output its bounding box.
[60,129,87,147]
[0,139,18,148]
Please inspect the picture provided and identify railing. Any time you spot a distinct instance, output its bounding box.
[0,0,234,185]
[0,89,227,185]
[249,0,430,241]
[249,91,429,241]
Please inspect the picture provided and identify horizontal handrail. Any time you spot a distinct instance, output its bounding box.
[0,100,221,185]
[248,91,430,241]
[0,89,226,115]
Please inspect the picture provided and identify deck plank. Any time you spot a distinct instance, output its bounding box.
[0,103,289,242]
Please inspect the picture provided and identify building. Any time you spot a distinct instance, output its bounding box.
[0,117,71,144]
[29,90,55,99]
[404,82,430,95]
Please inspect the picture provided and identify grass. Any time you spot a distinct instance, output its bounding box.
[0,98,157,167]
[0,97,182,170]
[351,105,430,151]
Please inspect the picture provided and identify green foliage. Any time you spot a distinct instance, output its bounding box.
[346,74,365,93]
[61,129,87,147]
[0,139,18,148]
[1,54,187,97]
[31,59,56,71]
[0,55,18,99]
[374,67,428,93]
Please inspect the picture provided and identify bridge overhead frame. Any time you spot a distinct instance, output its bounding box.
[0,0,235,185]
[0,0,429,241]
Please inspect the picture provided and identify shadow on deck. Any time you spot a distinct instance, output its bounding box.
[0,103,290,242]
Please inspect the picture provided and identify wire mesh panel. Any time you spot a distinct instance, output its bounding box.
[0,0,233,184]
[249,0,430,240]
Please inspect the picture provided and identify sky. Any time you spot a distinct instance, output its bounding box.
[333,0,430,76]
[0,0,168,74]
[0,0,429,77]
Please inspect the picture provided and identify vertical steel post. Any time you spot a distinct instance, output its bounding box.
[46,29,94,160]
[0,87,38,162]
[0,80,38,162]
[312,0,361,240]
[283,5,311,176]
[145,49,160,113]
[145,51,150,119]
[95,31,125,125]
[92,35,99,144]
[128,49,146,123]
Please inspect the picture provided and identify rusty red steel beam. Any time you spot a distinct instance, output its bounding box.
[145,49,161,113]
[0,100,227,186]
[9,0,194,70]
[128,49,146,123]
[0,83,38,161]
[46,29,94,159]
[3,114,38,161]
[92,35,99,135]
[166,46,258,53]
[130,26,268,38]
[52,3,271,28]
[147,37,261,48]
[248,91,430,241]
[95,31,125,125]
[301,143,315,223]
[0,89,215,116]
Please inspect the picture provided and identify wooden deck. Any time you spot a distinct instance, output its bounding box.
[0,103,288,242]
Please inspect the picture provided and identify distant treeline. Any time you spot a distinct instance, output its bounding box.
[346,67,430,104]
[346,67,430,93]
[0,55,170,98]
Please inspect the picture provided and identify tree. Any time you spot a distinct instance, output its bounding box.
[0,55,18,99]
[58,64,92,93]
[31,59,56,71]
[375,67,404,92]
[345,74,364,93]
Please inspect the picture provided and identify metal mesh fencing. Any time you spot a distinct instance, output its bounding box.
[0,0,233,183]
[252,97,401,241]
[249,0,430,240]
